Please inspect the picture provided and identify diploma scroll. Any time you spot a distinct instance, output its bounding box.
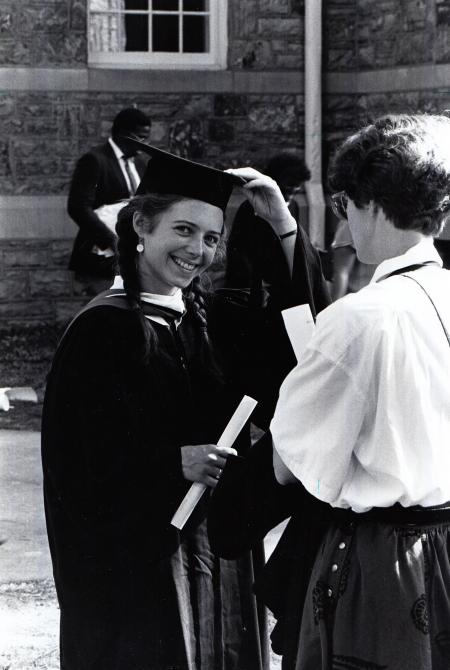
[171,395,258,530]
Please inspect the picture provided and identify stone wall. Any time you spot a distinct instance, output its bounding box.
[324,88,450,167]
[2,0,450,325]
[0,91,305,197]
[325,0,450,71]
[0,0,306,199]
[229,0,304,70]
[0,239,85,324]
[323,0,450,170]
[0,0,308,324]
[0,0,86,67]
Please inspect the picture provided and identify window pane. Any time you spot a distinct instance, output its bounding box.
[153,15,179,51]
[125,13,148,50]
[89,12,126,52]
[153,0,179,10]
[125,0,148,8]
[183,0,208,11]
[183,15,208,52]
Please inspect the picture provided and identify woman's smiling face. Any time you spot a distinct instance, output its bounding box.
[134,198,224,295]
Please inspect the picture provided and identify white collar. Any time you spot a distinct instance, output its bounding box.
[109,137,127,161]
[140,290,185,313]
[110,276,185,313]
[371,237,442,283]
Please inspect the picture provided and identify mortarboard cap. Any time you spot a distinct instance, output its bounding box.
[122,137,245,212]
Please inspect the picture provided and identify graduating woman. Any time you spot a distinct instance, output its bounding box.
[41,144,329,670]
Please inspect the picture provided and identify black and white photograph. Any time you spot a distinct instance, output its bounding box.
[1,2,450,669]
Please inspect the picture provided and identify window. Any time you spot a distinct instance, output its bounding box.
[88,0,227,69]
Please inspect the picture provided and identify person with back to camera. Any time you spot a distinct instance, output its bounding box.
[208,114,450,670]
[267,114,450,669]
[224,152,327,311]
[330,217,377,300]
[41,140,330,670]
[67,107,151,296]
[224,152,329,426]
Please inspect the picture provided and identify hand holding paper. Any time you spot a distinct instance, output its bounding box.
[171,395,258,530]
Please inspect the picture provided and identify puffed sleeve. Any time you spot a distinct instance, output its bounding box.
[270,298,375,506]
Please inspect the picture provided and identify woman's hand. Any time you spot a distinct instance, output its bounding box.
[181,444,238,488]
[226,167,297,236]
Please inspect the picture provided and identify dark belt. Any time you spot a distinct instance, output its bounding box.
[330,501,450,526]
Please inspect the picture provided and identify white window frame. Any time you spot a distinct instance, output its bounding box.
[88,0,227,70]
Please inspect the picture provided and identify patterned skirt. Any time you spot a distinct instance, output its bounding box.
[295,513,450,670]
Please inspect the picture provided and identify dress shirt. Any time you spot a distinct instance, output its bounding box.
[108,138,141,197]
[271,238,450,511]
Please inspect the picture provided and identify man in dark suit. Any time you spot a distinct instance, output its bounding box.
[68,107,151,295]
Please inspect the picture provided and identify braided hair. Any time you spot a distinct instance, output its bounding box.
[115,194,223,378]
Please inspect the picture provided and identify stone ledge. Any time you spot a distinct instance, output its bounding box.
[2,64,450,96]
[0,67,305,94]
[0,197,73,239]
[326,63,450,93]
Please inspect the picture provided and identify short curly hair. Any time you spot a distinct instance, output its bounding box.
[328,114,450,236]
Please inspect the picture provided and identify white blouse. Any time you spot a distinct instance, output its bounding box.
[271,239,450,512]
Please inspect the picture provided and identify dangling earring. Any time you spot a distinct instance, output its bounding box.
[136,240,144,253]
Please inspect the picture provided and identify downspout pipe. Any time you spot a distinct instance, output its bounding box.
[304,0,326,250]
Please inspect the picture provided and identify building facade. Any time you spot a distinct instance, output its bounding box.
[0,0,450,324]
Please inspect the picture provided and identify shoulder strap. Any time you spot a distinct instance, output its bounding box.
[401,273,450,347]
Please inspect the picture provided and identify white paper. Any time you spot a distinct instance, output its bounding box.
[94,201,129,234]
[171,395,258,530]
[282,304,315,362]
[0,386,38,411]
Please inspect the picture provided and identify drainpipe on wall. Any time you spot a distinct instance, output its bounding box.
[304,0,326,250]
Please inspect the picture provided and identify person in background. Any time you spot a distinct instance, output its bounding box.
[67,106,151,296]
[269,114,450,669]
[42,142,327,670]
[225,152,328,334]
[330,218,376,300]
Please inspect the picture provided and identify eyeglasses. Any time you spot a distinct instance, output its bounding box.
[331,191,348,220]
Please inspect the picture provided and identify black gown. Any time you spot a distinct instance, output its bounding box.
[42,297,271,670]
[225,201,329,321]
[41,233,330,669]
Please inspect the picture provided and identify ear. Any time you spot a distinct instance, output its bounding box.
[132,211,144,236]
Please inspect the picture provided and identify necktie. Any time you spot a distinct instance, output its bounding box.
[122,156,139,196]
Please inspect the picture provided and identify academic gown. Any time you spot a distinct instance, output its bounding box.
[41,303,266,670]
[42,231,331,670]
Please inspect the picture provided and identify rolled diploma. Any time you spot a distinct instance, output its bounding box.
[171,395,258,530]
[282,304,315,362]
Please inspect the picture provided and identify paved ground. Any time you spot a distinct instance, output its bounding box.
[0,429,285,670]
[0,430,59,670]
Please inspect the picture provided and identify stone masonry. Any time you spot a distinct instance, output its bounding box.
[0,239,85,325]
[1,0,450,324]
[325,0,450,71]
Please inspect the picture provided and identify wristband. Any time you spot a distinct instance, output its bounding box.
[279,229,297,240]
